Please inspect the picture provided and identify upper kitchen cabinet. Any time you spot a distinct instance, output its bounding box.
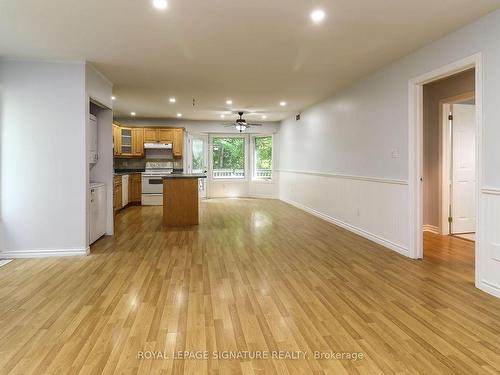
[144,128,159,143]
[173,128,183,158]
[159,129,173,143]
[119,127,133,155]
[132,128,144,157]
[114,124,143,157]
[113,124,121,156]
[114,125,183,158]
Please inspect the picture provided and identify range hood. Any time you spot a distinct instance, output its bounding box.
[144,143,172,149]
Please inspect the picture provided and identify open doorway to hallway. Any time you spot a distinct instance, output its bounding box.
[422,68,476,264]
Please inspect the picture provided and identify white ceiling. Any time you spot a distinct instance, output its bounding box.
[1,0,499,121]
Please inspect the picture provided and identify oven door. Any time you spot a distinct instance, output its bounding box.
[141,176,164,194]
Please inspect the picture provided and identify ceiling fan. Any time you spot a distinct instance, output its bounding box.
[223,111,263,133]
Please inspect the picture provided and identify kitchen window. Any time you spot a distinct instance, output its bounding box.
[212,137,246,179]
[253,135,273,180]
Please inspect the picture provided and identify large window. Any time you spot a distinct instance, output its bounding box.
[212,137,246,179]
[253,136,273,180]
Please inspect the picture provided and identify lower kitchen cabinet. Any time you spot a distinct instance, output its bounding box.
[114,176,122,211]
[129,173,142,203]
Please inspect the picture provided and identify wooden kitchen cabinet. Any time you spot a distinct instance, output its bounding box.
[114,176,122,211]
[173,128,183,158]
[159,129,173,143]
[113,124,121,156]
[115,125,183,158]
[129,173,142,203]
[132,128,144,156]
[144,128,159,143]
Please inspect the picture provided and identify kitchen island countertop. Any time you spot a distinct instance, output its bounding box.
[163,174,207,179]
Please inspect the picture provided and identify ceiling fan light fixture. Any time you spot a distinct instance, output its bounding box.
[235,124,247,132]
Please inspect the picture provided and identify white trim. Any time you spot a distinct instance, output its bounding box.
[477,280,500,299]
[281,197,409,257]
[482,188,500,195]
[408,53,483,289]
[423,224,440,234]
[441,103,452,235]
[86,62,114,87]
[277,169,408,185]
[0,247,90,258]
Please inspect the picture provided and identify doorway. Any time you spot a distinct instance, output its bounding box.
[408,54,482,287]
[421,68,476,253]
[186,133,208,199]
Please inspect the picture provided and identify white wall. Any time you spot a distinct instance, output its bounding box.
[0,60,88,257]
[277,9,500,297]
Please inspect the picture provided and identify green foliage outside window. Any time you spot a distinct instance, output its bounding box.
[255,136,272,169]
[212,137,245,178]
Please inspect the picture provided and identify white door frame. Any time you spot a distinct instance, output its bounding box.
[408,53,482,285]
[439,92,475,235]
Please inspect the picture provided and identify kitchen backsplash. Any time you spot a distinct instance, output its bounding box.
[114,158,183,171]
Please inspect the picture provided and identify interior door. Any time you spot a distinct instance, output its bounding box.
[188,134,208,199]
[451,104,476,234]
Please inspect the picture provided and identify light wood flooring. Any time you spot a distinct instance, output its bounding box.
[0,198,499,374]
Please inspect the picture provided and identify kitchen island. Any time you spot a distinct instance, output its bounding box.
[163,174,207,226]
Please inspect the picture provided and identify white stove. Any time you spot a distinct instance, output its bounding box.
[141,162,173,205]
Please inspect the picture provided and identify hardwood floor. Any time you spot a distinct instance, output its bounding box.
[0,199,499,374]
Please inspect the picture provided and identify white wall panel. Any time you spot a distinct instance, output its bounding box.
[480,190,500,297]
[279,171,409,254]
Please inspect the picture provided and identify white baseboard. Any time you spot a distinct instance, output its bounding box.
[0,247,90,258]
[423,224,440,234]
[477,280,500,298]
[280,198,409,257]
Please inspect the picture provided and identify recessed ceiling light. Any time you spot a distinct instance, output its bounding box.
[262,115,267,119]
[226,100,233,105]
[111,96,116,101]
[280,101,287,106]
[220,114,225,118]
[311,9,326,23]
[131,112,136,116]
[177,113,182,117]
[153,0,168,10]
[169,97,176,103]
